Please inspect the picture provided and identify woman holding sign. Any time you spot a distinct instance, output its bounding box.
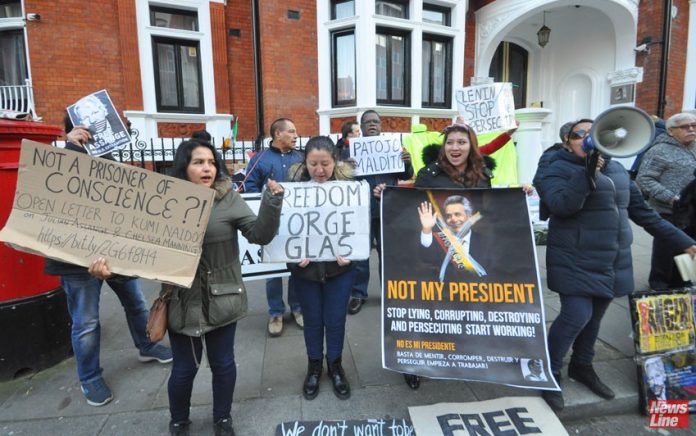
[88,140,285,436]
[286,136,357,400]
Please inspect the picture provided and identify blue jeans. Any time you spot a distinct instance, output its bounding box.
[266,276,301,316]
[168,323,237,422]
[61,274,153,383]
[352,218,382,299]
[294,269,356,361]
[547,294,612,374]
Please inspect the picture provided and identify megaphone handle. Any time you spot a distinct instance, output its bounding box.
[585,152,599,191]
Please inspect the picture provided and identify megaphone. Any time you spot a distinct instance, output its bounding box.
[581,106,655,158]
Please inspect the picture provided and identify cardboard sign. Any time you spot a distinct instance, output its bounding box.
[239,193,289,281]
[67,89,131,156]
[408,397,568,436]
[634,293,695,354]
[455,83,516,134]
[0,140,215,287]
[275,419,413,436]
[262,181,371,262]
[350,133,405,176]
[381,187,556,390]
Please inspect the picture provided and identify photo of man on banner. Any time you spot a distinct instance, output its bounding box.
[381,186,557,391]
[418,193,487,282]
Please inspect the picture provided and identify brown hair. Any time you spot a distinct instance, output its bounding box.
[438,124,486,187]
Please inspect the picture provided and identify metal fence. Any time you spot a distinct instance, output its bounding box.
[54,130,345,173]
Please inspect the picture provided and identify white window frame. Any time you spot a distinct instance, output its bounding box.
[126,0,232,140]
[317,0,463,133]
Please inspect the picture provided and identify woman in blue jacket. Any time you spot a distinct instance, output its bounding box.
[536,119,696,412]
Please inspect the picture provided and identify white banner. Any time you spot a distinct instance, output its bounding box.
[262,181,371,262]
[239,193,288,281]
[455,83,516,134]
[349,133,405,176]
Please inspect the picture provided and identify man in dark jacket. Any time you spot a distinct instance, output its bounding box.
[347,110,412,314]
[45,118,172,407]
[244,118,304,336]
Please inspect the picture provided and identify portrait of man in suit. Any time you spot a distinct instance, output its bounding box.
[418,194,487,282]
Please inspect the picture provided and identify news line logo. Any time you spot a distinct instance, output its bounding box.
[648,400,689,429]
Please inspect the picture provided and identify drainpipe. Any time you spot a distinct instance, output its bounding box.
[251,0,265,151]
[657,0,672,118]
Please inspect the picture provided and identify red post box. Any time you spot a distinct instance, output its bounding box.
[0,119,72,380]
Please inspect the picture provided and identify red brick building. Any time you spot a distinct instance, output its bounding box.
[2,0,694,146]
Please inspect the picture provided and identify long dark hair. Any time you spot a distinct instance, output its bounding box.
[170,140,225,182]
[289,136,337,181]
[438,124,486,187]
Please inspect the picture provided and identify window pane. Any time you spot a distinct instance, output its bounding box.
[390,35,405,100]
[332,0,354,20]
[423,9,445,25]
[376,1,407,19]
[421,42,431,103]
[432,41,446,104]
[0,29,27,85]
[376,34,388,100]
[180,45,200,108]
[150,7,198,31]
[156,42,178,108]
[335,33,355,104]
[0,1,22,18]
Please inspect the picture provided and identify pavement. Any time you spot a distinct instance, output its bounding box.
[0,224,668,435]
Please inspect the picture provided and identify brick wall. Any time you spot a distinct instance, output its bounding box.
[629,0,689,118]
[259,1,319,137]
[227,0,258,140]
[25,0,127,131]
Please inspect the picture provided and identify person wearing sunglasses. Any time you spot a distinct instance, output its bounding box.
[535,118,696,412]
[636,112,696,290]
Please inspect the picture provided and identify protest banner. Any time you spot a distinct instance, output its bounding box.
[455,83,516,135]
[638,351,696,414]
[239,193,288,280]
[632,292,695,354]
[67,89,131,156]
[381,187,557,390]
[262,181,371,262]
[408,397,568,436]
[0,140,214,287]
[349,133,405,176]
[275,419,413,436]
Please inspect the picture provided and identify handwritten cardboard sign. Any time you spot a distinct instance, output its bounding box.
[350,133,405,176]
[409,397,568,436]
[262,181,370,262]
[67,89,131,156]
[275,419,413,436]
[455,83,516,134]
[0,140,215,287]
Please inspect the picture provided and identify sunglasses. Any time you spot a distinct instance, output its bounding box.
[569,129,590,140]
[442,123,471,135]
[673,123,696,131]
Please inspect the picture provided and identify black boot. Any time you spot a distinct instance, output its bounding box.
[541,372,564,412]
[326,356,350,399]
[303,358,323,400]
[169,420,191,436]
[403,374,421,390]
[213,416,235,436]
[568,362,615,399]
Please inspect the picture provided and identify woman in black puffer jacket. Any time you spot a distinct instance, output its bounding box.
[535,119,696,413]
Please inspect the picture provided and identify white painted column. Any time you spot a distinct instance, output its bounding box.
[514,108,552,184]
